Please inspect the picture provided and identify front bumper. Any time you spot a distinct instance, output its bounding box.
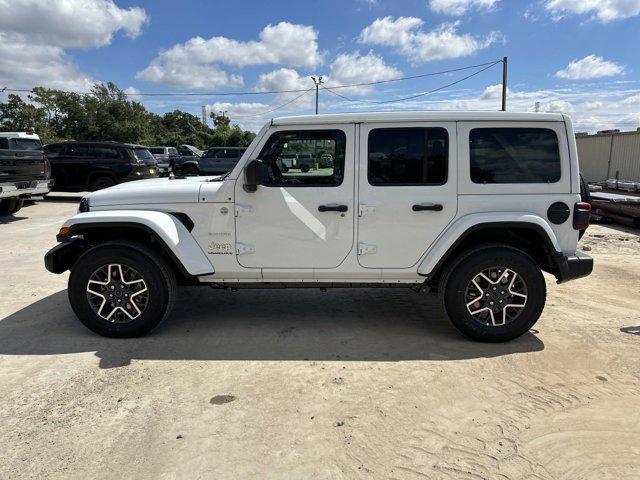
[45,238,85,274]
[0,179,53,199]
[554,252,593,284]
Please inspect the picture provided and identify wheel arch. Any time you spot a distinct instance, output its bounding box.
[51,211,214,279]
[418,214,563,286]
[86,170,118,190]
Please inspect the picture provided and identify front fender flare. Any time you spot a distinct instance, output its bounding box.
[57,210,214,276]
[417,213,561,276]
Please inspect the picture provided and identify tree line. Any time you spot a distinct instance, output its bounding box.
[0,82,255,149]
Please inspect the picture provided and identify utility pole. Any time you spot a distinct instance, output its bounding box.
[501,57,508,112]
[311,76,324,114]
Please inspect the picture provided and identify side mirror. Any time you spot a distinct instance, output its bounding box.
[243,159,262,192]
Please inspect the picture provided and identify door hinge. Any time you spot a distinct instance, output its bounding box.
[236,243,255,255]
[358,242,377,255]
[235,204,253,217]
[358,204,376,217]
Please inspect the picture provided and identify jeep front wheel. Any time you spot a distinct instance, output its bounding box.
[68,242,176,337]
[439,246,546,342]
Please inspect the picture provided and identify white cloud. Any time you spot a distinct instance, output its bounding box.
[0,0,147,48]
[429,0,499,16]
[555,55,624,80]
[480,83,509,100]
[136,22,322,89]
[137,63,243,90]
[359,17,500,63]
[328,51,401,94]
[545,0,640,22]
[255,68,310,93]
[0,33,94,92]
[0,0,147,91]
[622,94,640,105]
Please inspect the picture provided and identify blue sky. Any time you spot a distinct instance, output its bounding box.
[1,0,639,131]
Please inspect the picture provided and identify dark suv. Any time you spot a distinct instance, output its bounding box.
[43,142,158,191]
[175,147,246,176]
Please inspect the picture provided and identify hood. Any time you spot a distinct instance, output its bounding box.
[88,176,222,206]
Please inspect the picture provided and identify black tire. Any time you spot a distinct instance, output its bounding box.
[11,199,24,214]
[90,175,116,191]
[0,198,22,216]
[182,165,199,176]
[438,245,546,342]
[68,242,177,338]
[300,164,310,173]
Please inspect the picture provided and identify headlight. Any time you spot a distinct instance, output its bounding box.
[78,197,90,213]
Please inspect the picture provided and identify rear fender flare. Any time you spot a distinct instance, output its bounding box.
[417,213,561,276]
[58,210,214,276]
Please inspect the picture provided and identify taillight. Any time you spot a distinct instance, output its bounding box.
[573,202,591,230]
[42,154,50,177]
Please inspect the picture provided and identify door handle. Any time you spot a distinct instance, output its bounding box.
[412,203,443,212]
[318,204,348,212]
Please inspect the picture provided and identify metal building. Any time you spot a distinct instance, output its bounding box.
[576,129,640,183]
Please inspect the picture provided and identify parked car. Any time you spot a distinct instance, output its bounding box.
[0,132,52,216]
[43,141,158,192]
[177,144,203,158]
[148,146,179,175]
[45,111,593,340]
[175,147,246,176]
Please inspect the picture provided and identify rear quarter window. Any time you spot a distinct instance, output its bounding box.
[470,128,561,184]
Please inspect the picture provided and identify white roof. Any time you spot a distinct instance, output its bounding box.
[272,110,566,125]
[0,131,41,140]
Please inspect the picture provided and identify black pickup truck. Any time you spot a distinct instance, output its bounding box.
[0,133,52,216]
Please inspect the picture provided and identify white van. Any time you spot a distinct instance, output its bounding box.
[45,111,592,341]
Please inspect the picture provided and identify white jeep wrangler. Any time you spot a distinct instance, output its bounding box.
[45,112,593,341]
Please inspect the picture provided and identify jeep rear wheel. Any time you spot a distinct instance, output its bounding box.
[68,242,176,337]
[439,246,546,342]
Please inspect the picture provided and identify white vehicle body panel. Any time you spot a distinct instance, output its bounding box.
[61,210,214,276]
[59,111,584,284]
[233,123,356,271]
[357,121,458,269]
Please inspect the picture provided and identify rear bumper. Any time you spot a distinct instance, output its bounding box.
[553,252,593,284]
[0,179,53,199]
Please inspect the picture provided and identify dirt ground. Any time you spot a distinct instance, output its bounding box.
[1,200,639,480]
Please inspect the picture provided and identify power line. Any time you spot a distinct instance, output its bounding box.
[0,60,505,98]
[321,61,502,106]
[229,88,315,118]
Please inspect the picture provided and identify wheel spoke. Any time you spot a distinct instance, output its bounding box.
[465,265,528,327]
[86,263,148,323]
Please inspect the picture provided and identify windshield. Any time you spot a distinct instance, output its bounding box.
[133,148,156,165]
[148,148,164,154]
[11,138,42,150]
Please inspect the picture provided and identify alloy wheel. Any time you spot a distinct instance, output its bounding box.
[464,267,528,326]
[86,263,149,323]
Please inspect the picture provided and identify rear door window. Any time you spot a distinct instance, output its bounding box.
[368,127,448,186]
[93,147,121,159]
[66,145,93,158]
[470,128,561,184]
[0,138,9,149]
[44,144,64,158]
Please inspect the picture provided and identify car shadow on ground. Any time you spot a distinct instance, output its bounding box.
[0,287,544,368]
